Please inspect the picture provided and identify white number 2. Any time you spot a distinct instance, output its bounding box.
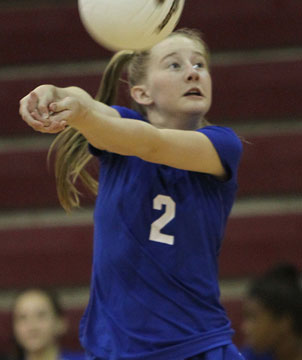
[149,195,176,246]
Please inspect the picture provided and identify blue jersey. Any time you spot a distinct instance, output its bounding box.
[61,350,86,360]
[240,347,274,360]
[79,106,243,360]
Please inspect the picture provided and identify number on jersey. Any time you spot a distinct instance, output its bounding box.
[149,195,176,245]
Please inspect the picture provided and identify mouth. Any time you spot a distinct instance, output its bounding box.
[183,88,204,97]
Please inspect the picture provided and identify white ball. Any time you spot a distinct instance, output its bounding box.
[78,0,185,51]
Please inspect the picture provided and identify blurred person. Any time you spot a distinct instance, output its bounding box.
[12,288,85,360]
[241,263,302,360]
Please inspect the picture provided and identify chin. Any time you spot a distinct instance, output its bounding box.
[183,103,209,114]
[23,341,46,353]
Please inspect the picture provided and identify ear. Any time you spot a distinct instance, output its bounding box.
[55,317,68,337]
[130,85,154,106]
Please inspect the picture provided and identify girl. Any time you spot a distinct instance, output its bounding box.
[12,288,85,360]
[241,264,302,360]
[19,29,244,360]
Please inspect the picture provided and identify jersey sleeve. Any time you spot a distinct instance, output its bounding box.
[88,106,145,157]
[197,126,243,183]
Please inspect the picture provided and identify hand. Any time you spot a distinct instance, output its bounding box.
[19,85,67,134]
[46,93,93,131]
[19,85,93,133]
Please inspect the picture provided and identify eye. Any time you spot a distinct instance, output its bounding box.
[36,310,50,320]
[193,62,205,69]
[168,62,181,70]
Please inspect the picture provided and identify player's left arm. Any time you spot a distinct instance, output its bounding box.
[141,127,226,178]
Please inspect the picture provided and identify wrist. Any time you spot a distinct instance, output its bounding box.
[69,98,96,131]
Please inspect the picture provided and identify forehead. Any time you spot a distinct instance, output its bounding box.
[14,292,52,313]
[150,35,206,60]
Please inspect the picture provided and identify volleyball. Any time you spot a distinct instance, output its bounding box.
[78,0,185,51]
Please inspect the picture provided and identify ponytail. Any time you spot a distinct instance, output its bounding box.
[95,50,135,103]
[48,50,134,212]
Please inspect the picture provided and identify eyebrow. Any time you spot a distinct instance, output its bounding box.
[160,51,205,63]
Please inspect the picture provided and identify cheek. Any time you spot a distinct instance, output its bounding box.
[151,73,178,94]
[38,318,59,336]
[14,322,27,342]
[13,323,37,349]
[204,73,212,95]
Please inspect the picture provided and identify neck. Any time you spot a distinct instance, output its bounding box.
[147,109,206,130]
[274,334,302,360]
[26,345,60,360]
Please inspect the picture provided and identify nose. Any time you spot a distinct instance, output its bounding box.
[185,65,200,82]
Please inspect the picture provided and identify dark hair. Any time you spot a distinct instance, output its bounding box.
[248,263,302,335]
[12,288,63,360]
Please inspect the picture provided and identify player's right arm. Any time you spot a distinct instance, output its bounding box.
[19,84,120,135]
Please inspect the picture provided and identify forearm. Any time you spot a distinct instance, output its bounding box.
[30,85,160,158]
[73,108,160,158]
[63,86,123,149]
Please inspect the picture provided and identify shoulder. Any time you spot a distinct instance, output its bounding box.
[197,125,243,153]
[197,125,243,182]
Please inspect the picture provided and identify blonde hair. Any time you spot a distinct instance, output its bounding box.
[49,28,210,212]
